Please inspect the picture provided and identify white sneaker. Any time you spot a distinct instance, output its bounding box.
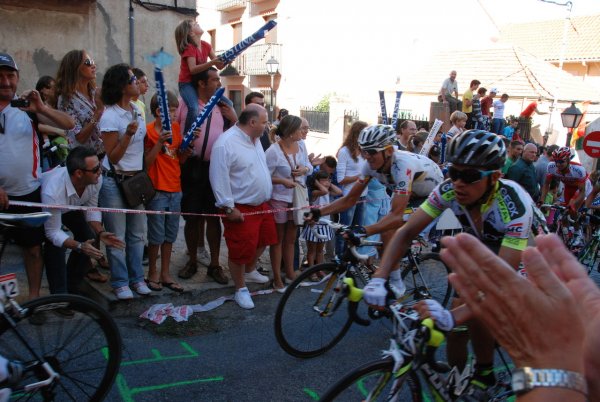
[244,269,270,284]
[132,281,152,295]
[234,287,255,309]
[114,286,134,300]
[197,248,211,267]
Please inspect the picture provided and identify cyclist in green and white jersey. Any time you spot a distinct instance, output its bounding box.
[364,129,534,401]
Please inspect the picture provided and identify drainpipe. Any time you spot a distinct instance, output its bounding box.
[129,0,135,66]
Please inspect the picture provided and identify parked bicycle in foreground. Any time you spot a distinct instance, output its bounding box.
[274,219,452,358]
[0,212,122,401]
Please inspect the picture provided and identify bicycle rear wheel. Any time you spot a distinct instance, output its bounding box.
[320,357,422,401]
[402,252,452,308]
[274,262,364,358]
[0,294,122,401]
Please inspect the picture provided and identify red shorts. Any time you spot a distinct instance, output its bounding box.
[222,202,277,265]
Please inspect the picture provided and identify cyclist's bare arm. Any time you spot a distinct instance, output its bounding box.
[374,208,433,279]
[317,177,369,217]
[364,193,410,236]
[498,245,522,271]
[540,177,551,204]
[571,180,587,210]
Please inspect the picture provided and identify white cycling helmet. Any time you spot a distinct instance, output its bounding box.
[358,124,396,151]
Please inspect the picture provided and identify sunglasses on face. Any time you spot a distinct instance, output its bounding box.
[555,159,567,165]
[83,58,95,67]
[448,166,496,184]
[81,164,102,174]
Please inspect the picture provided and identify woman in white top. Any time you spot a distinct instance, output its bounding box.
[265,115,312,292]
[335,120,368,256]
[98,64,151,300]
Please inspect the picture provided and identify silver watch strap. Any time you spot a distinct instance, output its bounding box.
[513,367,587,396]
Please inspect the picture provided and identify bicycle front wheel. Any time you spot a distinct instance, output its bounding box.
[0,294,122,401]
[578,238,600,274]
[402,252,452,308]
[320,357,422,401]
[274,262,357,358]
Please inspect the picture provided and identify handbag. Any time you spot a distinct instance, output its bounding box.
[280,143,309,225]
[108,161,156,209]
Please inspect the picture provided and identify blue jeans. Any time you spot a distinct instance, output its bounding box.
[335,199,366,257]
[43,211,95,294]
[491,118,504,135]
[146,191,182,245]
[178,82,199,136]
[99,176,146,289]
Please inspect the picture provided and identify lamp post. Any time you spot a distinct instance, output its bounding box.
[560,102,583,147]
[539,0,573,146]
[266,57,279,122]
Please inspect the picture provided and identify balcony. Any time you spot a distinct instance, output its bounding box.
[215,0,247,12]
[242,43,282,75]
[217,43,282,76]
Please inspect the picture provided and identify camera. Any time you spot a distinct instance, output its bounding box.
[10,99,30,108]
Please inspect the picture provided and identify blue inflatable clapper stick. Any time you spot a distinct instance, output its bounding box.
[180,87,225,150]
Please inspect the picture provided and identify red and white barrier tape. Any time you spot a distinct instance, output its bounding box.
[9,197,384,218]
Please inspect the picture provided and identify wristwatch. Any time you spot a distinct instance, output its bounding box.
[224,207,234,215]
[512,367,587,396]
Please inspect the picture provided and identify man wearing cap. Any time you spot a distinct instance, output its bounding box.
[0,52,74,299]
[480,87,496,131]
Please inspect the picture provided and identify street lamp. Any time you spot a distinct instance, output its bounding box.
[560,102,583,146]
[539,0,573,145]
[266,56,279,122]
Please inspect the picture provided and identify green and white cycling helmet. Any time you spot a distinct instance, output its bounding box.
[358,124,396,151]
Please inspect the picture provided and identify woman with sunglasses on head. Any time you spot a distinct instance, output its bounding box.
[97,63,152,300]
[364,129,535,401]
[56,50,110,281]
[56,50,105,158]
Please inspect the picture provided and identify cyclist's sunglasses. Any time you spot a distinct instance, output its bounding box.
[555,159,567,165]
[448,166,496,184]
[361,145,391,156]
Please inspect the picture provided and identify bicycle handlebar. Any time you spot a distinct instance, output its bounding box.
[310,219,383,262]
[342,277,448,371]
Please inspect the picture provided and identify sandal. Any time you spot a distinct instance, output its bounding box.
[162,282,184,293]
[86,268,109,283]
[144,279,162,291]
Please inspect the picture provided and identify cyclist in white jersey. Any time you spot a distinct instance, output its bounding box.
[305,124,443,243]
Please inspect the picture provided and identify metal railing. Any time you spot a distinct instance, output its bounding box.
[242,43,282,76]
[300,107,329,133]
[215,0,247,11]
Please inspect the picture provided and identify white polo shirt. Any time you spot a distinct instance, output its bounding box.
[99,103,145,172]
[0,105,41,196]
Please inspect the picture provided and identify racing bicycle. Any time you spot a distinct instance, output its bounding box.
[0,212,122,401]
[319,281,513,401]
[274,219,452,358]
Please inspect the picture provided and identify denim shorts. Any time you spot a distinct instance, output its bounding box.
[146,191,182,245]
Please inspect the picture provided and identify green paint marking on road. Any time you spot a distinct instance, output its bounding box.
[120,341,199,366]
[116,373,135,402]
[116,369,224,401]
[127,376,225,396]
[303,387,320,400]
